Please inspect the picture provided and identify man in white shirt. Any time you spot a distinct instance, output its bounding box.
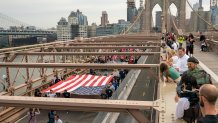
[176,48,189,75]
[55,115,63,123]
[47,90,57,98]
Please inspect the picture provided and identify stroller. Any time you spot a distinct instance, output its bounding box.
[201,40,208,52]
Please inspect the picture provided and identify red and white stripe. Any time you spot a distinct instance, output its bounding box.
[42,75,113,93]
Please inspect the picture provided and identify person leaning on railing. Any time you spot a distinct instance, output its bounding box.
[160,62,181,83]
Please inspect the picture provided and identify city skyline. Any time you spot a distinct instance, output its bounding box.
[0,0,210,29]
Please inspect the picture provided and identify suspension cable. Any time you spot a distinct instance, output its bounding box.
[122,8,144,35]
[122,0,147,35]
[168,5,182,35]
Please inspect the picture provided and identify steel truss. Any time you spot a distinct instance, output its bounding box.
[0,96,162,123]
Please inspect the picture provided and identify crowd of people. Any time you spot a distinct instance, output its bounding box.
[26,32,217,122]
[29,55,131,122]
[27,108,62,123]
[162,32,208,56]
[161,32,218,123]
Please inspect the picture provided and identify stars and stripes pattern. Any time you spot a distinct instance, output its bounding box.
[42,75,113,93]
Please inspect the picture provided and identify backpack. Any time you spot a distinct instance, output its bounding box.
[186,69,212,86]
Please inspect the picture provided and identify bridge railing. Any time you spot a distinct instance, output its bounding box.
[205,39,218,54]
[0,35,161,122]
[92,48,160,123]
[92,56,148,123]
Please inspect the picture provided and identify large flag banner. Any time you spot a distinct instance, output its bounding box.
[42,74,113,93]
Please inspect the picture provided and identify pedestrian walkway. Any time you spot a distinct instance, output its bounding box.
[193,44,218,83]
[158,41,218,123]
[192,43,218,108]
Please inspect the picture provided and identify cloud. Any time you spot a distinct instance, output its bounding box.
[0,0,127,28]
[0,0,211,28]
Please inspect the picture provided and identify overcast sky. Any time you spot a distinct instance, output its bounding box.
[0,0,210,29]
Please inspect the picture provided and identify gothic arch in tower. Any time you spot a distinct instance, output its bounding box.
[144,0,186,32]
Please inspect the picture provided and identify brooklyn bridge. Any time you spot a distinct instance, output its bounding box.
[0,0,218,123]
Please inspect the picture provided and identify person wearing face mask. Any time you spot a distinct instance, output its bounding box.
[198,84,218,123]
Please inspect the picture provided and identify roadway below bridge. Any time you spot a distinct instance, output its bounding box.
[16,110,97,123]
[116,68,158,123]
[17,56,159,123]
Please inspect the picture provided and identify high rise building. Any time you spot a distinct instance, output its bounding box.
[117,19,131,33]
[76,9,88,25]
[0,35,9,48]
[57,17,71,41]
[57,10,88,40]
[101,11,109,26]
[68,10,88,39]
[198,0,203,11]
[189,11,210,32]
[96,20,130,36]
[155,11,162,32]
[70,25,87,38]
[138,0,144,11]
[138,0,144,31]
[211,0,217,25]
[68,10,88,26]
[216,8,218,24]
[127,0,138,23]
[96,24,114,36]
[68,12,79,25]
[88,23,97,37]
[193,3,200,11]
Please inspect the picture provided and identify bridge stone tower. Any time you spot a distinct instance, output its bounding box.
[144,0,186,33]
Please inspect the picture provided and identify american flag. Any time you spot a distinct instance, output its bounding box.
[42,74,113,93]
